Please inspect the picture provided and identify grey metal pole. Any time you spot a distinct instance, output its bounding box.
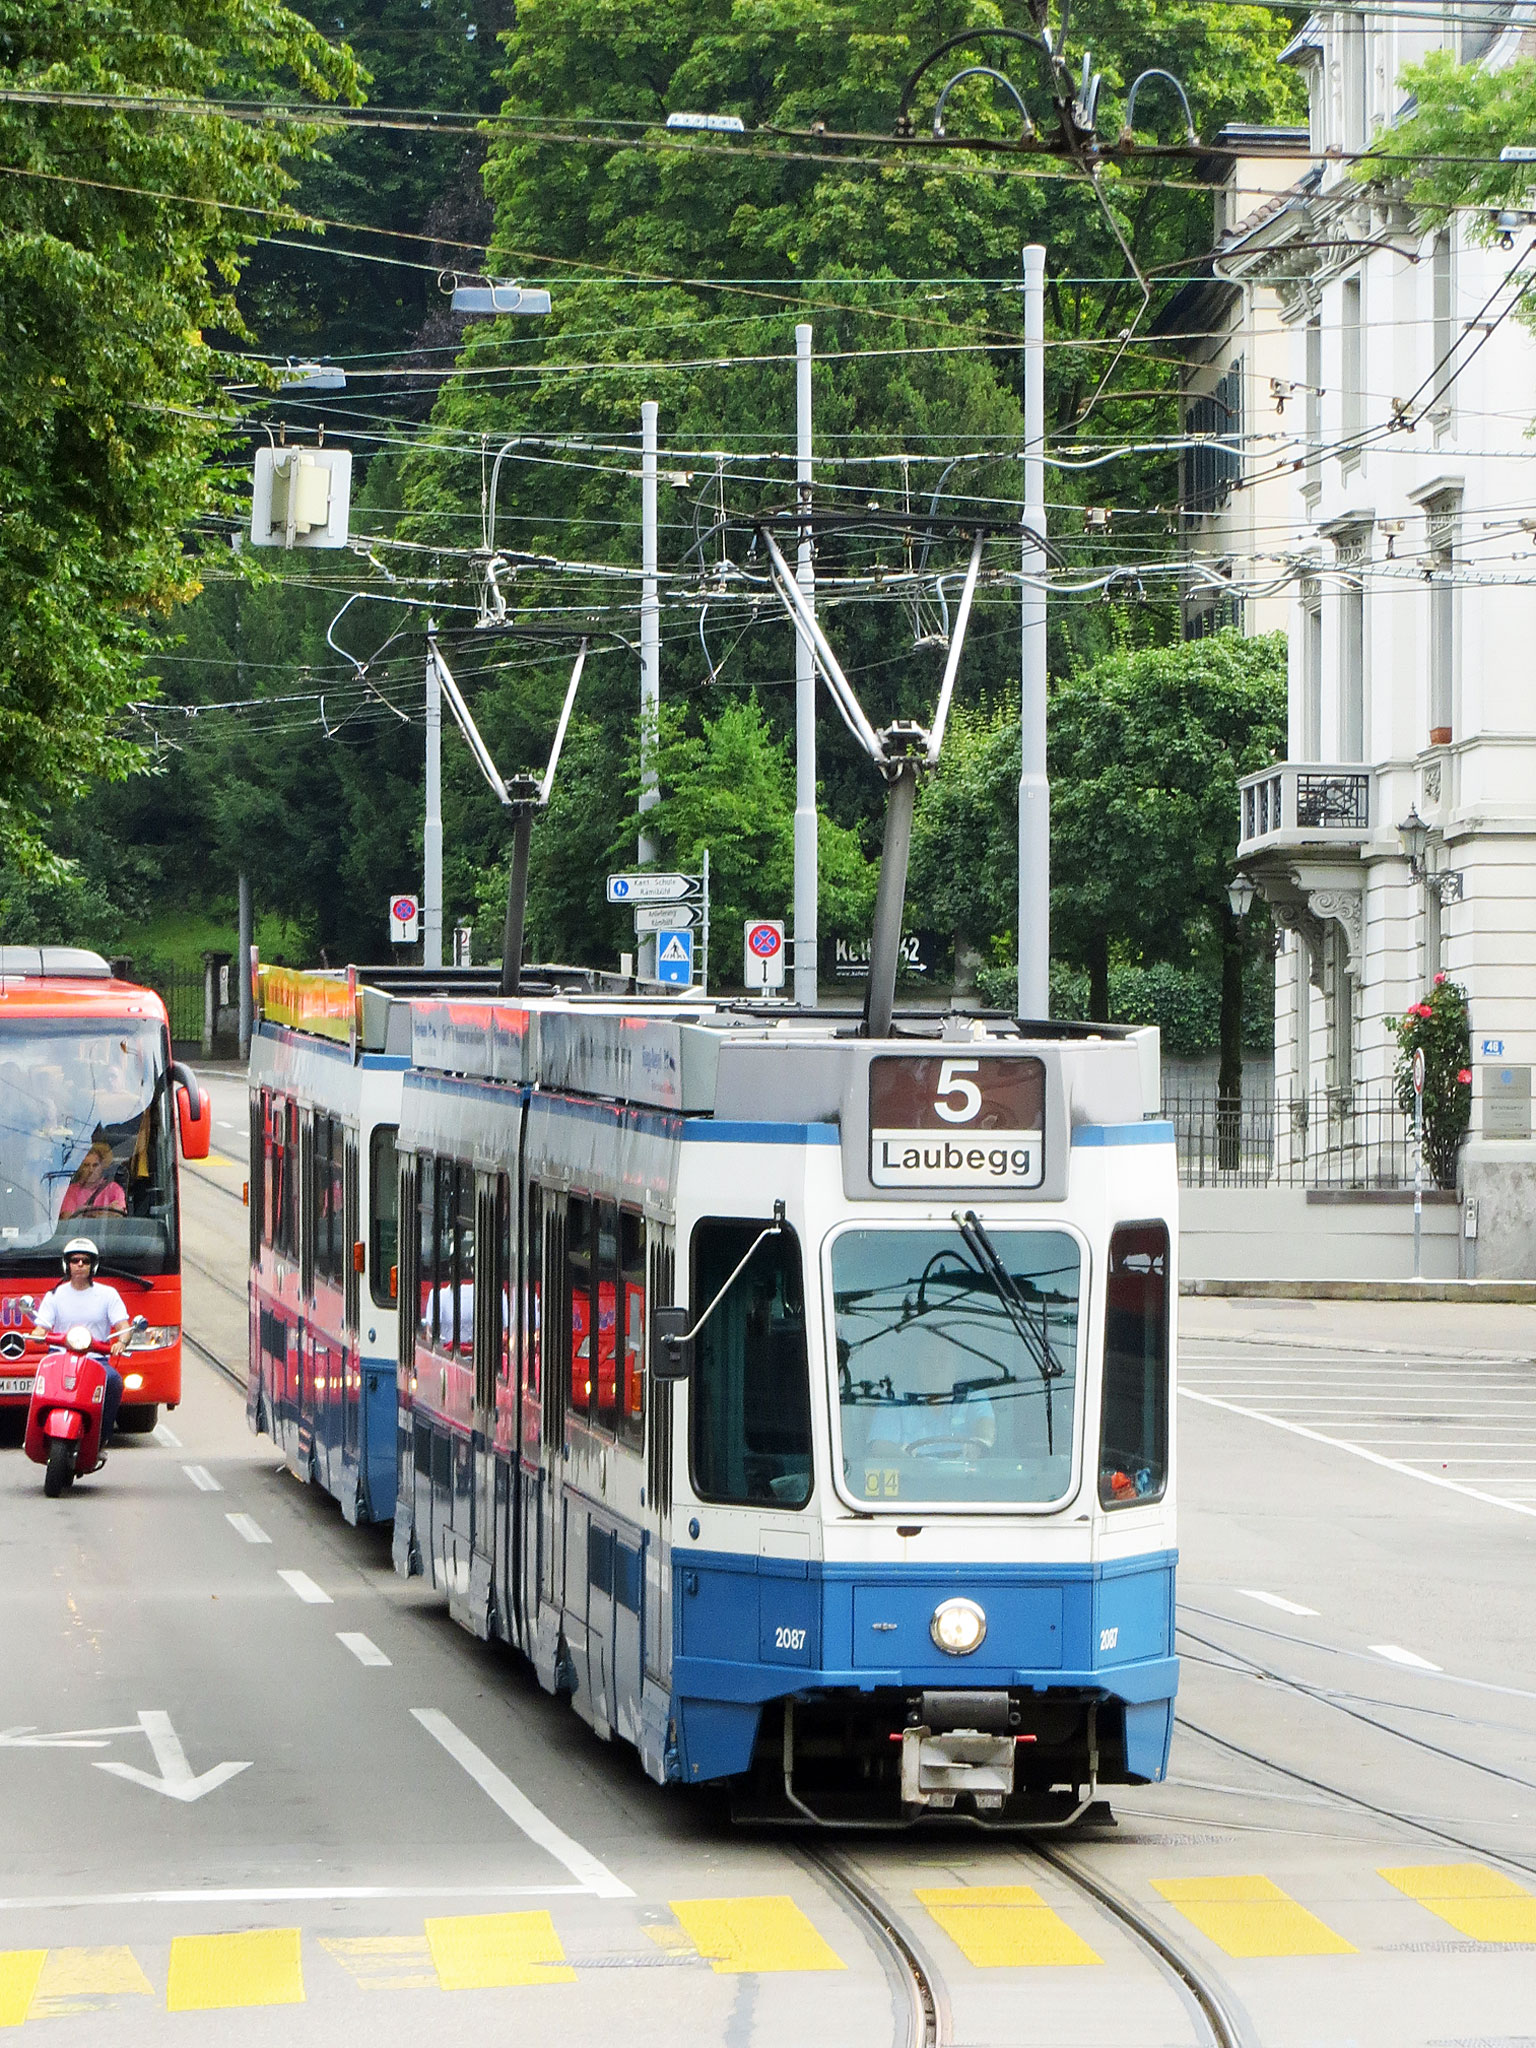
[701,845,710,997]
[500,807,533,998]
[865,763,920,1040]
[236,871,252,1060]
[1018,243,1050,1020]
[1413,1066,1425,1281]
[793,324,818,1009]
[638,400,661,981]
[423,631,443,969]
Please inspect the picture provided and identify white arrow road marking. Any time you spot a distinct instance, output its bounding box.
[0,1724,142,1750]
[93,1711,251,1803]
[411,1708,631,1899]
[182,1464,221,1492]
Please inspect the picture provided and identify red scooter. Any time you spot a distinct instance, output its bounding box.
[23,1317,146,1497]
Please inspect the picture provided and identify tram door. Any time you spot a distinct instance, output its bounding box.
[539,1191,568,1627]
[644,1227,676,1686]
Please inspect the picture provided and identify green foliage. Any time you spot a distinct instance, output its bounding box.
[1359,47,1536,228]
[1386,974,1472,1192]
[0,0,358,872]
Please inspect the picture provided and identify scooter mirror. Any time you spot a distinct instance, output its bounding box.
[17,1295,34,1315]
[132,1314,148,1332]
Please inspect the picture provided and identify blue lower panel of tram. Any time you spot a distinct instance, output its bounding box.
[670,1549,1177,1786]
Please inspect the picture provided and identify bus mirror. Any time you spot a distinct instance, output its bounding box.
[172,1064,212,1160]
[651,1306,693,1381]
[352,1241,366,1275]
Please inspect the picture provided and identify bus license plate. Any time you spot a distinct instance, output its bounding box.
[0,1376,34,1396]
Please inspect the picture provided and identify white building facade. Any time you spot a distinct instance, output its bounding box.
[1182,6,1536,1274]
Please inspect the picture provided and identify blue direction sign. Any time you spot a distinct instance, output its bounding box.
[655,929,695,987]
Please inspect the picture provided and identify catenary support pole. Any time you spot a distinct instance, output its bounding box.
[638,400,661,981]
[793,324,818,1009]
[1018,243,1050,1020]
[865,762,920,1041]
[501,807,533,998]
[236,871,252,1059]
[423,630,443,969]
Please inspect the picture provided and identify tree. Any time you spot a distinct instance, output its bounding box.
[0,1,358,873]
[1358,45,1536,234]
[1050,631,1287,1111]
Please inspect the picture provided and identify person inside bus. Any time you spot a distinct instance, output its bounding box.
[59,1141,126,1219]
[33,1239,130,1449]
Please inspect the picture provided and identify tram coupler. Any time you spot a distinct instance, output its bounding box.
[899,1689,1018,1813]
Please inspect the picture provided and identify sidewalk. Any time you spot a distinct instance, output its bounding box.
[1182,1290,1536,1359]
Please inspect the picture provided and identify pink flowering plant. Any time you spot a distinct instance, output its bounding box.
[1385,974,1472,1190]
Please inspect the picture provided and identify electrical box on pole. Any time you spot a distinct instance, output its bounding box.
[250,447,353,549]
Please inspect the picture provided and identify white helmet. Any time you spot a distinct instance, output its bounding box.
[61,1237,99,1276]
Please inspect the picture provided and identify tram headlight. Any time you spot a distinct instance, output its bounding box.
[930,1597,987,1656]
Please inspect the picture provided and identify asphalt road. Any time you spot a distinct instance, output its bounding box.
[2,1064,1534,2044]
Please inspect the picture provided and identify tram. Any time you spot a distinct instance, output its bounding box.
[0,947,211,1430]
[249,967,1178,1820]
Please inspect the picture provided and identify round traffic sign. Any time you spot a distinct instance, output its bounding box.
[1412,1047,1426,1095]
[747,922,782,958]
[392,895,418,922]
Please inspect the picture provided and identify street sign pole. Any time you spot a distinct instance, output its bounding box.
[701,846,710,996]
[1413,1045,1426,1282]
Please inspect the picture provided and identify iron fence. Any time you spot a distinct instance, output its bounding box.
[1163,1086,1416,1189]
[133,964,204,1045]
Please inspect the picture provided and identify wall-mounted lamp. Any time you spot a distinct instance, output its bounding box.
[1397,803,1429,879]
[1379,517,1405,559]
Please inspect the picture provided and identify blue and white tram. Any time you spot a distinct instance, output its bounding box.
[247,972,408,1523]
[391,995,1178,1819]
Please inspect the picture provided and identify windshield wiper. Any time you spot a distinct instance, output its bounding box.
[952,1209,1065,1454]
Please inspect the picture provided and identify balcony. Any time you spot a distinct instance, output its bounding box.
[1237,762,1371,860]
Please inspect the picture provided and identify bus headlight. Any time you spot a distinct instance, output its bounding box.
[930,1597,987,1656]
[126,1325,179,1351]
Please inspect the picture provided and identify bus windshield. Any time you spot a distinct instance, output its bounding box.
[0,1020,176,1277]
[830,1224,1080,1508]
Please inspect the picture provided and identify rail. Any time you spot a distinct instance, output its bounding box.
[1164,1085,1416,1189]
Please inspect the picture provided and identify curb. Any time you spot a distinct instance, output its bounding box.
[1182,1279,1536,1303]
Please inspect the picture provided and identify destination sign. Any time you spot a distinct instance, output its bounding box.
[606,872,703,905]
[869,1055,1045,1190]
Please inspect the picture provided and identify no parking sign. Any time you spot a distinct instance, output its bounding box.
[743,919,785,991]
[389,893,420,944]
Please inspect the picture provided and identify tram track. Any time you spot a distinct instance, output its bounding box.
[800,1845,947,2048]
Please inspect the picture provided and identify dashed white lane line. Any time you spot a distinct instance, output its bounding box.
[152,1422,182,1449]
[182,1464,221,1492]
[226,1513,271,1544]
[337,1632,391,1667]
[410,1709,632,1900]
[277,1569,332,1605]
[1179,1387,1536,1520]
[1237,1589,1319,1617]
[1371,1643,1443,1672]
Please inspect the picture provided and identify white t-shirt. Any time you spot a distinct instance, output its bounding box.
[36,1279,129,1346]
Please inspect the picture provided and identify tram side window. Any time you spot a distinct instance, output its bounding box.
[593,1200,620,1433]
[312,1115,345,1287]
[567,1195,593,1417]
[274,1099,298,1261]
[452,1164,475,1358]
[690,1219,812,1510]
[259,1091,274,1249]
[1099,1221,1170,1509]
[417,1155,437,1348]
[497,1174,512,1385]
[524,1187,542,1409]
[369,1126,399,1308]
[618,1209,645,1451]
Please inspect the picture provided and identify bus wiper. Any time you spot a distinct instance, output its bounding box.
[952,1209,1065,1454]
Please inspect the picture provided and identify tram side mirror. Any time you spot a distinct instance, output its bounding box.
[172,1063,212,1160]
[651,1306,694,1381]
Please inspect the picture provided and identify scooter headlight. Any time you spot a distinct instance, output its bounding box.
[65,1324,92,1354]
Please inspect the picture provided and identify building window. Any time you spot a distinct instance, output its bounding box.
[1304,317,1323,492]
[1343,15,1369,152]
[1334,531,1367,762]
[1184,359,1243,513]
[1302,583,1323,757]
[1340,277,1363,464]
[1431,230,1455,427]
[1427,492,1459,742]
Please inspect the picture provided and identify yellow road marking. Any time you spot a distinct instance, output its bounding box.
[917,1885,1101,1967]
[424,1911,575,1990]
[0,1954,45,2030]
[29,1946,154,2018]
[1151,1876,1356,1958]
[166,1929,305,2011]
[642,1924,699,1958]
[319,1935,438,1991]
[1379,1863,1536,1943]
[668,1897,846,1973]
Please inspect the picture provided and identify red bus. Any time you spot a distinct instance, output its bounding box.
[0,948,211,1430]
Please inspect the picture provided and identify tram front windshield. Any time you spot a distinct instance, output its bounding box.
[831,1224,1080,1506]
[0,1021,176,1276]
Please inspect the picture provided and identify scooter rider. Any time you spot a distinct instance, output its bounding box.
[34,1239,130,1448]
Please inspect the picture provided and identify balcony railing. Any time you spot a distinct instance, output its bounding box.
[1237,762,1371,859]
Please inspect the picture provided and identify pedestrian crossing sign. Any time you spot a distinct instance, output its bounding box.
[656,929,694,986]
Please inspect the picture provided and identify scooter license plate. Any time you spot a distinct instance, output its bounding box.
[0,1375,34,1396]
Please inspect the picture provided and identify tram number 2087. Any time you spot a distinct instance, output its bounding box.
[773,1626,808,1652]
